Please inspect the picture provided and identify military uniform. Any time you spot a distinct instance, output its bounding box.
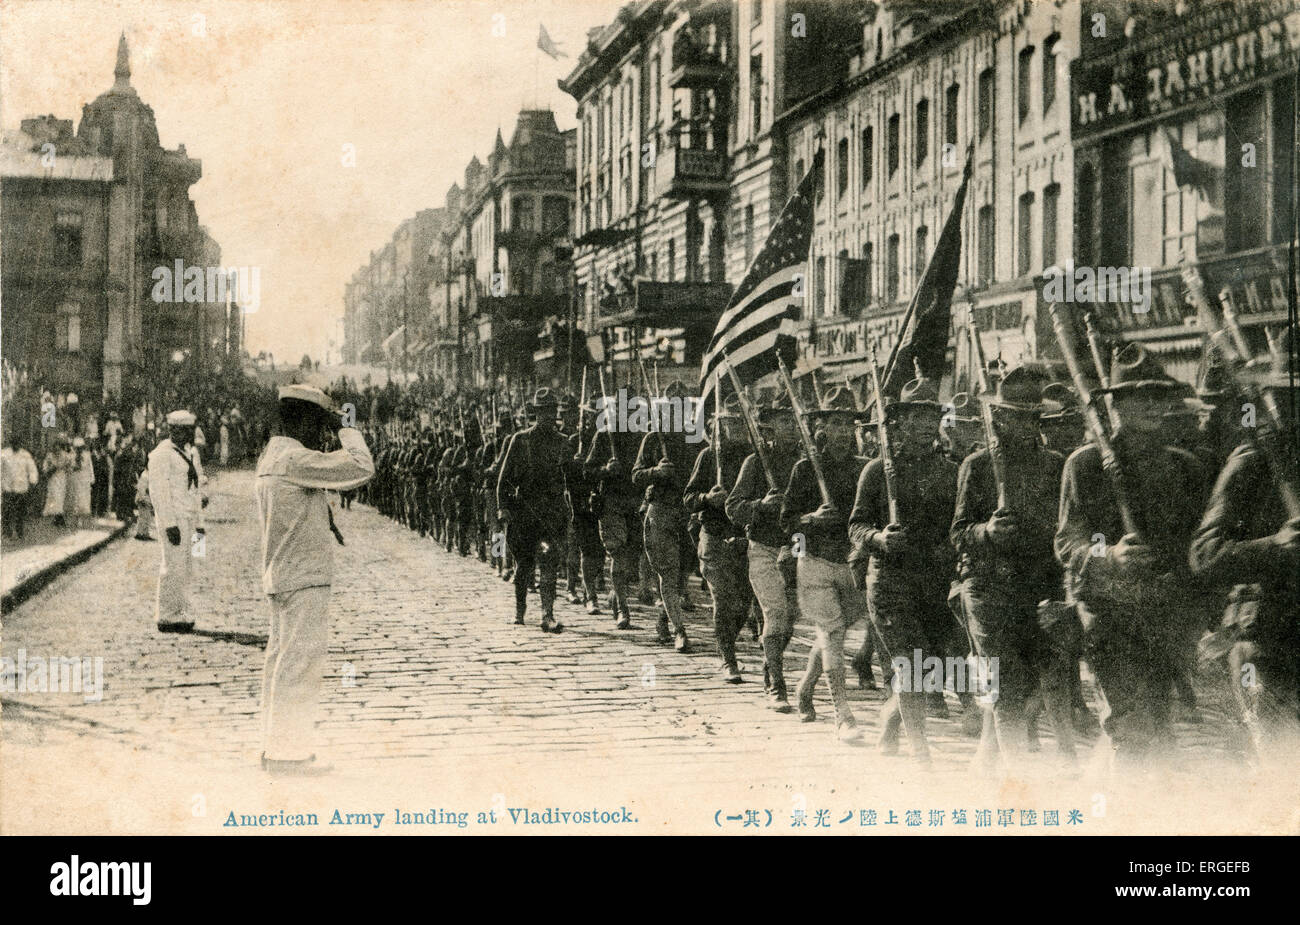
[684,420,753,681]
[1191,431,1300,761]
[1054,346,1208,762]
[848,382,958,759]
[586,425,645,628]
[631,399,699,651]
[781,412,866,739]
[149,410,207,633]
[497,390,571,631]
[727,431,801,709]
[951,365,1075,763]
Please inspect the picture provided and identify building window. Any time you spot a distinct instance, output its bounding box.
[886,234,900,303]
[744,204,755,267]
[837,136,849,199]
[667,238,676,282]
[1018,192,1035,276]
[915,226,928,281]
[649,252,658,281]
[751,0,762,23]
[977,205,994,285]
[650,56,662,126]
[1018,46,1034,124]
[1077,165,1095,266]
[915,98,929,166]
[860,126,873,188]
[887,113,900,176]
[978,67,994,141]
[945,83,960,149]
[750,55,763,137]
[511,196,534,231]
[1042,34,1059,114]
[862,241,873,305]
[53,211,83,266]
[56,301,81,353]
[1042,183,1060,268]
[816,255,829,317]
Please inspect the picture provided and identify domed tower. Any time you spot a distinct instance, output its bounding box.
[76,34,202,396]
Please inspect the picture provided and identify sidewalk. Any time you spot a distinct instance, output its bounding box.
[1,517,130,612]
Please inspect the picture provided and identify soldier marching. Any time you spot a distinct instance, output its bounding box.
[341,314,1299,778]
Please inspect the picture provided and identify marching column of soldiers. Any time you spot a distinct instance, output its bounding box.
[350,324,1300,774]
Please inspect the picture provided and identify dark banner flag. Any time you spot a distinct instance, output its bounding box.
[699,151,823,407]
[879,145,974,399]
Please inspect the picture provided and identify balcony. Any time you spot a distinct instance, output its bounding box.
[654,136,728,200]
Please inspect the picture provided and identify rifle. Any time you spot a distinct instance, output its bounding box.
[810,367,825,408]
[1186,269,1300,519]
[1084,313,1122,430]
[775,354,833,507]
[864,338,900,525]
[636,350,669,459]
[597,367,617,463]
[714,374,724,486]
[1048,303,1142,538]
[720,352,778,491]
[967,309,1008,511]
[577,365,589,459]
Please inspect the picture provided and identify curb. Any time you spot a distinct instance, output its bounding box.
[1,523,130,614]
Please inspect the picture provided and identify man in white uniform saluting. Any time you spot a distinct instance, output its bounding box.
[256,385,374,775]
[149,410,207,633]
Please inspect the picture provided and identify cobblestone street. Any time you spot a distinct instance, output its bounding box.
[2,468,1294,835]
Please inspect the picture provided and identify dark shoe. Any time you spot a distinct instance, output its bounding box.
[541,614,558,633]
[567,590,583,605]
[615,614,632,630]
[656,615,672,644]
[157,621,195,633]
[514,609,526,626]
[770,691,793,714]
[674,630,689,653]
[586,600,601,615]
[856,666,878,690]
[638,588,656,606]
[722,663,743,684]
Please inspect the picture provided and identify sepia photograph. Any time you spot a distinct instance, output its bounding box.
[0,0,1297,863]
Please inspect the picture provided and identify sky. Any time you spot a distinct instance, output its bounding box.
[1,0,617,362]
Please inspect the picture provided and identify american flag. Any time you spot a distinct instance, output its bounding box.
[699,151,822,408]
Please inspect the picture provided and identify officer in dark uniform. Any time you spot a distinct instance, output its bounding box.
[1055,344,1208,765]
[497,388,571,632]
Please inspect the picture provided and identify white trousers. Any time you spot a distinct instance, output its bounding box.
[155,516,194,625]
[260,584,331,761]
